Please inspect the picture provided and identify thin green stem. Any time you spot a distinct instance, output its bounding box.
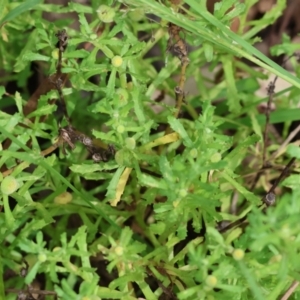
[2,194,15,227]
[0,256,5,300]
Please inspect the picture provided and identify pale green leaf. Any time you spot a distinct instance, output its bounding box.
[0,0,42,25]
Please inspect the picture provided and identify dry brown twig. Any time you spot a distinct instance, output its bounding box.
[167,22,189,119]
[6,288,57,299]
[220,55,300,231]
[258,55,299,173]
[2,124,116,179]
[58,125,116,162]
[280,280,300,300]
[55,29,68,75]
[262,78,277,167]
[270,123,300,160]
[248,54,299,192]
[24,29,69,119]
[50,77,70,124]
[164,22,190,137]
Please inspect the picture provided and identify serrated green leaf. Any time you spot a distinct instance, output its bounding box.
[222,170,260,204]
[244,0,286,39]
[125,41,146,56]
[167,116,193,147]
[22,51,50,62]
[249,111,262,138]
[224,134,260,163]
[36,42,49,51]
[78,12,92,35]
[27,104,56,117]
[60,279,78,298]
[97,287,126,298]
[286,144,300,159]
[79,276,99,295]
[214,0,236,18]
[149,222,166,235]
[177,224,187,240]
[64,49,90,58]
[225,227,243,245]
[207,226,225,245]
[25,261,42,284]
[139,173,167,189]
[101,39,124,47]
[68,2,93,13]
[221,56,241,113]
[225,3,245,21]
[120,44,130,57]
[14,30,38,72]
[159,156,174,183]
[106,166,125,199]
[282,175,300,190]
[145,57,180,97]
[131,87,146,123]
[70,163,117,174]
[36,231,44,246]
[119,226,133,247]
[17,175,45,181]
[14,92,23,114]
[109,272,144,290]
[106,68,116,99]
[2,151,41,164]
[154,203,173,214]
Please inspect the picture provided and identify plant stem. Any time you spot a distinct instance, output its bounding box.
[2,194,15,226]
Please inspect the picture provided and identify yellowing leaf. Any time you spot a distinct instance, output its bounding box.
[110,167,132,207]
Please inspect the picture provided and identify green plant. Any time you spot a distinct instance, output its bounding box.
[1,0,300,299]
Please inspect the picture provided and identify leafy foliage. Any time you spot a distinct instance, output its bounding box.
[1,0,300,299]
